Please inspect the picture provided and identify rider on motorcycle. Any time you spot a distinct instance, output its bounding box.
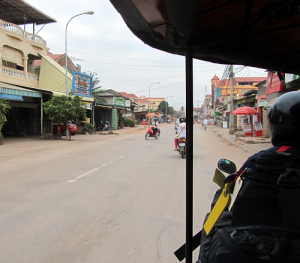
[174,117,186,151]
[202,118,208,129]
[152,118,159,134]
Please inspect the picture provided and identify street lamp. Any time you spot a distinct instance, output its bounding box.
[165,96,173,122]
[148,82,159,124]
[65,11,94,97]
[65,11,94,140]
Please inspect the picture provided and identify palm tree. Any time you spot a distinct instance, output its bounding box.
[84,72,107,104]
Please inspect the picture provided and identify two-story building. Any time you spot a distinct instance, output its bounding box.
[0,1,56,136]
[0,1,96,136]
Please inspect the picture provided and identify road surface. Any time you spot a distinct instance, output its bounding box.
[0,124,251,263]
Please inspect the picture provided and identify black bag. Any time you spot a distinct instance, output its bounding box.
[175,149,300,262]
[201,225,300,263]
[232,150,300,230]
[195,150,300,263]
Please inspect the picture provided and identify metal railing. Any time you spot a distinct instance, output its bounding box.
[0,19,47,46]
[27,72,38,81]
[2,66,25,78]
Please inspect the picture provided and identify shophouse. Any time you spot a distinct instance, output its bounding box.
[202,95,212,117]
[136,95,165,111]
[0,1,56,136]
[95,89,131,130]
[0,1,96,137]
[211,74,267,105]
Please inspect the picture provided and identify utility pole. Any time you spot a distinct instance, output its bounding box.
[213,81,216,112]
[230,65,234,131]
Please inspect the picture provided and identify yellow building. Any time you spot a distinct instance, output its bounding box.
[211,75,267,99]
[0,1,93,136]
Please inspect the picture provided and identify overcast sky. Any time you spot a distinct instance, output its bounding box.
[25,0,267,110]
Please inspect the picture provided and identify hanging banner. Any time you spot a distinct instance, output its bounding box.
[112,109,117,130]
[72,72,93,97]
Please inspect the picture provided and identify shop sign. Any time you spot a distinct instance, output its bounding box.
[285,74,300,83]
[112,109,117,130]
[114,97,125,106]
[285,74,300,89]
[72,72,93,97]
[125,99,130,107]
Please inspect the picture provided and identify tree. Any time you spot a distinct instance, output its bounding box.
[0,99,11,140]
[43,94,87,141]
[84,72,107,104]
[157,101,168,113]
[157,101,174,118]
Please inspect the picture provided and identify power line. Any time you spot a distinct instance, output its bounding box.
[98,65,225,82]
[50,45,221,66]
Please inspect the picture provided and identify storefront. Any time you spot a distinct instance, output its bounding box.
[0,82,51,136]
[95,90,131,130]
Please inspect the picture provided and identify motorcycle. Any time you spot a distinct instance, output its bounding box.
[96,120,104,131]
[145,125,160,140]
[177,137,186,158]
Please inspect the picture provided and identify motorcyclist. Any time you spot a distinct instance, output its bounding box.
[152,118,158,134]
[202,118,208,129]
[174,117,186,151]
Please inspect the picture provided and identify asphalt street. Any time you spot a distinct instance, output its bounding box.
[0,124,261,263]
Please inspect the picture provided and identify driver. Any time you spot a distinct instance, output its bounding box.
[239,90,300,172]
[197,91,300,263]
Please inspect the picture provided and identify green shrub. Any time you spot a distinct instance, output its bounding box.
[82,123,95,133]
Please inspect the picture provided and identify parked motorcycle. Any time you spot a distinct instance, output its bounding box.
[178,137,186,158]
[145,125,160,140]
[96,120,104,131]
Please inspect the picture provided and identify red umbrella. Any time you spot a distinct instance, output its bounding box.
[231,106,257,115]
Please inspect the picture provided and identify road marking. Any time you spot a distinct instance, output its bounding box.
[67,156,124,183]
[67,167,99,183]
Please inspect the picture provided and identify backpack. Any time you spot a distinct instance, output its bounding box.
[175,147,300,262]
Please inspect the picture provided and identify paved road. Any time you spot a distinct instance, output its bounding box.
[0,124,252,263]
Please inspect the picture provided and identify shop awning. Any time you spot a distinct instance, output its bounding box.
[0,94,23,101]
[95,102,129,110]
[0,82,42,98]
[211,112,222,117]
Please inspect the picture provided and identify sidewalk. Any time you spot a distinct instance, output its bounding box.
[205,124,272,154]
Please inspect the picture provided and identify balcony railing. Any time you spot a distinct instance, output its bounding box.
[2,66,25,78]
[0,19,47,47]
[2,66,38,81]
[27,72,38,81]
